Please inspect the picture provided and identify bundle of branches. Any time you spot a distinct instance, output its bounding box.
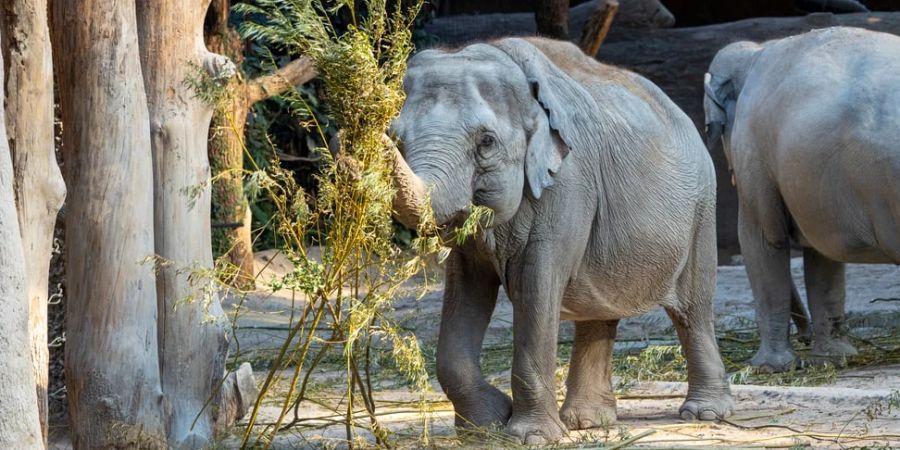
[229,0,490,447]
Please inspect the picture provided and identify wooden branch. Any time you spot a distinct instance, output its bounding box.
[246,56,317,104]
[579,0,619,57]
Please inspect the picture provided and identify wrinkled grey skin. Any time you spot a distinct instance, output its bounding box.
[391,37,733,444]
[704,27,900,373]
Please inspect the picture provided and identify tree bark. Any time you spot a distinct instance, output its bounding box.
[205,0,256,290]
[536,0,571,39]
[204,0,316,289]
[135,1,242,445]
[1,1,67,443]
[0,32,44,450]
[50,1,167,447]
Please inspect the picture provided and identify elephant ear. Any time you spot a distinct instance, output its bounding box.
[493,38,598,200]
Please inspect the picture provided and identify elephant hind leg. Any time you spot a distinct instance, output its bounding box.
[803,247,857,363]
[668,210,733,421]
[737,175,797,372]
[560,319,618,430]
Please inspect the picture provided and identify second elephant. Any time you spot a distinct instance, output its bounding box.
[704,27,900,372]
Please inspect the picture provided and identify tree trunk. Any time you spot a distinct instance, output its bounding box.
[135,1,237,445]
[536,0,571,39]
[203,1,317,290]
[0,1,67,443]
[209,81,256,290]
[0,32,44,450]
[50,0,167,447]
[205,0,256,290]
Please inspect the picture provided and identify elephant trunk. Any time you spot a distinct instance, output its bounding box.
[387,138,428,229]
[706,121,724,151]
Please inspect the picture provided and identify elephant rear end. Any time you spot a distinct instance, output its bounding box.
[734,27,900,262]
[705,27,900,373]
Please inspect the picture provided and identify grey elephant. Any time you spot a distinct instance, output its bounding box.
[703,27,900,373]
[387,37,733,444]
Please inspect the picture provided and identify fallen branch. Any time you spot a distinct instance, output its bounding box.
[607,429,656,450]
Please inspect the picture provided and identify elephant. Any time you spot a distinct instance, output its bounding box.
[387,37,734,444]
[703,27,900,373]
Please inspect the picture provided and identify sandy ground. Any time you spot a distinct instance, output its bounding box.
[220,251,900,449]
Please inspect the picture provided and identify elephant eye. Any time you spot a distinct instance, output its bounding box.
[478,134,495,149]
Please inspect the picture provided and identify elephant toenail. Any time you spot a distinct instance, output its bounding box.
[525,433,547,446]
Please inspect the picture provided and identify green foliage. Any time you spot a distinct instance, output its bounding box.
[184,61,232,108]
[227,1,490,448]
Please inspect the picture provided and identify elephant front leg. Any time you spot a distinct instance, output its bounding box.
[506,260,568,445]
[560,320,619,430]
[803,247,857,363]
[436,252,511,429]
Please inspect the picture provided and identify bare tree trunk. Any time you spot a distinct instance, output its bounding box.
[0,33,44,450]
[536,0,570,39]
[51,1,167,447]
[1,1,67,443]
[135,1,241,445]
[204,1,316,290]
[206,0,256,290]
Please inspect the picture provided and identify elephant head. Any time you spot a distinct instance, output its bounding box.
[703,41,763,161]
[389,38,596,230]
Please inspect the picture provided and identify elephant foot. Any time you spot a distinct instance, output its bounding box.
[812,337,858,357]
[559,402,616,430]
[679,392,734,421]
[452,384,512,429]
[750,348,797,373]
[506,412,567,445]
[809,337,858,367]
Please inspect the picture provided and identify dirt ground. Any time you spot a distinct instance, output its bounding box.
[222,251,900,449]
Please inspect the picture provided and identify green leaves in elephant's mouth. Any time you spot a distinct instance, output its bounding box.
[453,204,494,245]
[408,202,494,263]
